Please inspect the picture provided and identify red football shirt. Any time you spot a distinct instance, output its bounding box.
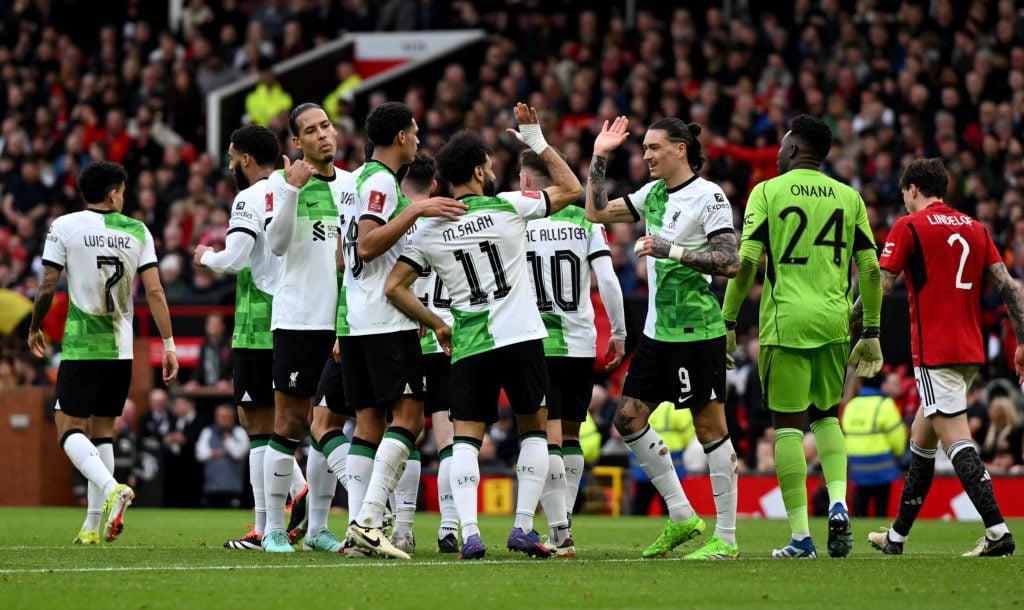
[879,202,1001,367]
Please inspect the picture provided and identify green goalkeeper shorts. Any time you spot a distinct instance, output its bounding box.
[758,341,850,413]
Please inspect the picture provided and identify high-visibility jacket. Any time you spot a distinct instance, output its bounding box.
[842,388,907,486]
[630,402,695,482]
[579,411,601,464]
[245,83,293,127]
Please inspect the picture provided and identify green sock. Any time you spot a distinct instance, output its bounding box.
[775,427,809,536]
[810,417,847,507]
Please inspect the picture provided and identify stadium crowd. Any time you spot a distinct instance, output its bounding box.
[4,0,1024,508]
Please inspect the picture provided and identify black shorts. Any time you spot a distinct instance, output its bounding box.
[546,356,594,423]
[315,354,354,416]
[273,329,336,398]
[55,359,132,419]
[621,334,727,408]
[423,352,451,417]
[233,348,274,407]
[450,339,548,423]
[339,330,425,410]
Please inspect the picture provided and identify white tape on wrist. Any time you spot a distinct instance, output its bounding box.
[668,244,685,263]
[519,123,549,154]
[163,337,176,353]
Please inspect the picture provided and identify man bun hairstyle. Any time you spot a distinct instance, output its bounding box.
[649,117,705,173]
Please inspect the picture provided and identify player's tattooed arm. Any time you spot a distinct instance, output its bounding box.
[987,262,1024,343]
[589,155,609,211]
[647,233,740,277]
[585,155,635,223]
[29,265,59,332]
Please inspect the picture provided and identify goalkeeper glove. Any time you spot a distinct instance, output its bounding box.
[725,320,737,370]
[849,327,883,378]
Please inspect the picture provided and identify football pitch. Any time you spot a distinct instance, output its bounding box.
[0,508,1021,609]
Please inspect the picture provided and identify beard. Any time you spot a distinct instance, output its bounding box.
[482,176,496,197]
[232,165,250,191]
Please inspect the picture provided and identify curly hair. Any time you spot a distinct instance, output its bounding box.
[77,161,128,205]
[365,101,414,147]
[230,125,280,166]
[789,114,833,160]
[435,130,491,186]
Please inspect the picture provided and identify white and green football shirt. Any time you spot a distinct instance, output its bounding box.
[267,169,346,331]
[42,209,157,360]
[400,191,549,363]
[409,227,455,355]
[226,177,278,349]
[337,160,418,336]
[521,201,610,358]
[623,176,734,343]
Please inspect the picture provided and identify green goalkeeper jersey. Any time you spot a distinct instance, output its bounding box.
[742,168,876,348]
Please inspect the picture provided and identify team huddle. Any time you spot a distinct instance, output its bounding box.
[30,99,1020,560]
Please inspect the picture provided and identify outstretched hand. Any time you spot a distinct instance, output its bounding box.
[594,116,630,155]
[506,102,540,143]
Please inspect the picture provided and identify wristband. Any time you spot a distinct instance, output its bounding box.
[163,337,176,353]
[668,244,685,263]
[724,320,737,331]
[518,123,549,154]
[861,326,880,339]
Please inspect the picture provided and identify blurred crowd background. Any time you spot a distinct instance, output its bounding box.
[3,0,1024,510]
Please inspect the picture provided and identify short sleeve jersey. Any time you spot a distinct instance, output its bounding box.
[400,191,550,363]
[409,225,455,355]
[268,169,345,331]
[742,168,875,348]
[229,177,279,349]
[623,175,734,343]
[337,160,418,336]
[879,202,1000,367]
[42,210,157,360]
[522,202,611,357]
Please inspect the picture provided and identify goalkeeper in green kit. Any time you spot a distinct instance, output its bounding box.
[721,114,883,559]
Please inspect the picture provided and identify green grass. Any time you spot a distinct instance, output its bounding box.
[0,509,1022,609]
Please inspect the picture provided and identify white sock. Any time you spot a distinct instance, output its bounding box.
[263,440,297,533]
[83,439,115,531]
[305,445,336,537]
[346,444,375,524]
[63,432,117,498]
[563,447,585,523]
[625,426,692,522]
[451,441,481,539]
[437,452,459,533]
[290,456,307,500]
[356,435,410,527]
[540,448,569,542]
[513,435,549,533]
[392,451,421,535]
[249,444,267,535]
[324,436,350,490]
[705,436,739,546]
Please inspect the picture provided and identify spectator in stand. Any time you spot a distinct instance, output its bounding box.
[195,403,249,508]
[183,311,232,394]
[978,395,1024,467]
[245,69,291,128]
[2,156,52,228]
[162,394,205,508]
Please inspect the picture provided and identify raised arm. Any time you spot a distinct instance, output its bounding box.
[356,194,466,262]
[585,117,638,224]
[265,156,315,256]
[506,103,582,214]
